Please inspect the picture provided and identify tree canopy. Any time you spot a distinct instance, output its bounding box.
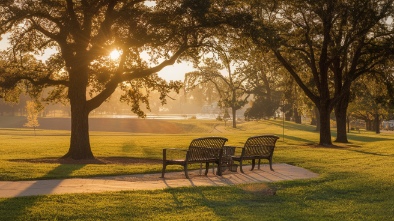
[0,0,247,159]
[246,0,394,145]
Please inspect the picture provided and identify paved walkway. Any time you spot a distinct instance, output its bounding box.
[0,163,318,198]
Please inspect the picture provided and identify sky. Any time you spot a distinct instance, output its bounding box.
[158,62,194,81]
[0,34,8,50]
[0,34,192,82]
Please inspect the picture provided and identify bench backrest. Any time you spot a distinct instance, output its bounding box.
[187,137,228,161]
[243,135,279,157]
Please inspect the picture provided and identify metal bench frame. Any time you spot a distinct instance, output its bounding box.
[161,137,228,179]
[232,135,279,173]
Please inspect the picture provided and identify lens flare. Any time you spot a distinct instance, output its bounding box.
[109,50,121,60]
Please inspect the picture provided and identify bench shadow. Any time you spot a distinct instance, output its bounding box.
[341,148,394,157]
[0,164,85,219]
[163,183,272,219]
[164,186,230,214]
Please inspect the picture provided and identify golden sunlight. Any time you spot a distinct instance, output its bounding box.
[109,49,121,60]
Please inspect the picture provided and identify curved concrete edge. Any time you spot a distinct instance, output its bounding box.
[0,163,319,198]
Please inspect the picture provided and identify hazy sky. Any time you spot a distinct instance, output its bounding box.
[158,62,193,81]
[0,34,8,50]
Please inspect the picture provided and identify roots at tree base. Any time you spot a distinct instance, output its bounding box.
[61,151,95,160]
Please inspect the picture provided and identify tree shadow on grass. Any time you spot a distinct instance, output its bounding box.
[0,164,85,219]
[270,120,393,143]
[268,120,318,132]
[341,148,394,157]
[344,133,393,142]
[279,134,316,144]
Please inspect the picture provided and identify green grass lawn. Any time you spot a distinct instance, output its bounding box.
[0,119,393,220]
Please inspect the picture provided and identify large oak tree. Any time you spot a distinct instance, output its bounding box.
[0,0,240,159]
[247,0,394,145]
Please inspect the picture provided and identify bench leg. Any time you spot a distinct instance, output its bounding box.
[216,162,222,176]
[161,149,167,178]
[161,163,167,178]
[184,164,190,179]
[257,159,261,170]
[205,162,209,176]
[239,160,244,173]
[251,159,256,171]
[269,156,274,171]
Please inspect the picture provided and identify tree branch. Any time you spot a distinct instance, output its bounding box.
[122,44,189,80]
[273,49,319,104]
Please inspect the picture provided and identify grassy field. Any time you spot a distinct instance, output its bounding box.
[0,118,393,220]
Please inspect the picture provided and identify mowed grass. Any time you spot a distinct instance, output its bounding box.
[0,119,313,181]
[0,118,394,220]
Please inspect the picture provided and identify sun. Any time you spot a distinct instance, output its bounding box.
[109,49,121,60]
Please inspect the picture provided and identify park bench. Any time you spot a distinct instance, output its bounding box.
[161,137,228,179]
[231,135,279,173]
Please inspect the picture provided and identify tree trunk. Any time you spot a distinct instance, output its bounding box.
[293,85,301,124]
[62,63,94,160]
[334,94,349,143]
[374,113,380,134]
[294,107,301,124]
[314,106,320,132]
[232,107,237,128]
[311,116,316,126]
[62,102,94,159]
[346,114,350,133]
[318,106,332,146]
[366,120,373,131]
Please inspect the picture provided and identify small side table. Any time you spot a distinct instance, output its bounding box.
[222,146,238,172]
